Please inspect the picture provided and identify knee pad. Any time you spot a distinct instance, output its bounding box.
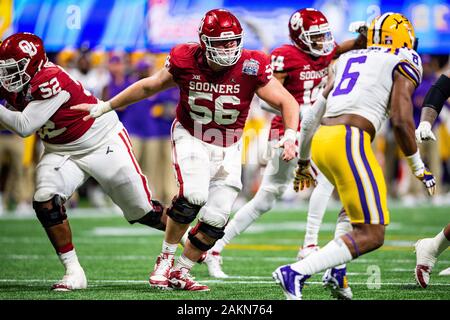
[166,196,202,224]
[188,222,225,251]
[33,195,67,228]
[130,200,166,231]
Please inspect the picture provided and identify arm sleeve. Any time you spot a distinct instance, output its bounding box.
[0,90,70,137]
[422,74,450,115]
[298,94,327,160]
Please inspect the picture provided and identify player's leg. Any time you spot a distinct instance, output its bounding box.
[297,166,335,259]
[169,184,239,291]
[86,128,168,231]
[322,208,353,299]
[168,138,242,291]
[415,223,450,288]
[273,126,389,299]
[206,145,297,277]
[34,153,89,291]
[147,122,211,289]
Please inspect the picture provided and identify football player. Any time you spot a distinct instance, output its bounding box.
[0,33,168,291]
[273,13,436,300]
[204,8,366,299]
[72,9,299,291]
[414,70,450,287]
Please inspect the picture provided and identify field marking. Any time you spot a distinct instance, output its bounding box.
[1,254,449,265]
[0,278,449,287]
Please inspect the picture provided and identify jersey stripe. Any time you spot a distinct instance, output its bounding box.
[395,61,420,87]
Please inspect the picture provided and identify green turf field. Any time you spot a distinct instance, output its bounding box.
[0,204,449,300]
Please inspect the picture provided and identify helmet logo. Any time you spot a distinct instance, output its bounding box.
[290,12,303,31]
[19,40,37,57]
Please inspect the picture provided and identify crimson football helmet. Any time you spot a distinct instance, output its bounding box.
[0,32,47,92]
[198,9,243,67]
[289,8,335,57]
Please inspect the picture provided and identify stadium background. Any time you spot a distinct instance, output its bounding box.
[0,0,449,300]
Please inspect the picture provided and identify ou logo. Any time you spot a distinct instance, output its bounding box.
[290,12,303,31]
[19,40,37,57]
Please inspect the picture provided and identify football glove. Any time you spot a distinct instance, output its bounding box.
[89,100,112,118]
[414,166,436,196]
[415,121,436,143]
[293,159,317,192]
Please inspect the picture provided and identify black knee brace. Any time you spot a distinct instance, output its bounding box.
[130,200,166,231]
[166,196,202,224]
[188,222,225,251]
[33,195,67,228]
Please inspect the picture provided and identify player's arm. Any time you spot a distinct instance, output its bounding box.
[293,67,335,191]
[416,71,450,142]
[391,71,436,195]
[0,91,70,137]
[259,72,286,115]
[256,77,299,161]
[71,67,177,120]
[334,21,368,57]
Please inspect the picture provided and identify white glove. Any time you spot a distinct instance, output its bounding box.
[89,100,112,118]
[348,21,368,36]
[415,121,436,143]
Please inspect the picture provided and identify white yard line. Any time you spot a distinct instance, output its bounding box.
[0,278,449,286]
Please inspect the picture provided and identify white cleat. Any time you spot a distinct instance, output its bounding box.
[439,267,450,276]
[51,267,87,291]
[205,251,229,278]
[322,267,353,300]
[149,253,174,290]
[297,244,320,261]
[414,239,437,288]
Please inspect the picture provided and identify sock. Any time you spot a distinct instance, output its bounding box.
[291,238,353,275]
[303,176,334,246]
[174,254,196,273]
[162,241,178,255]
[180,227,191,247]
[334,211,352,269]
[58,247,81,272]
[433,229,450,257]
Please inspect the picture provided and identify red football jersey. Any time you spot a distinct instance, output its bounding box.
[0,61,97,144]
[269,44,335,139]
[167,43,272,147]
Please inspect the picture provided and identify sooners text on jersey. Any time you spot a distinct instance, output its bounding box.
[167,43,272,147]
[269,44,336,139]
[0,61,97,144]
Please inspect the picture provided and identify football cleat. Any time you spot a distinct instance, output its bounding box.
[439,267,450,276]
[322,267,353,300]
[272,265,310,300]
[149,253,174,290]
[168,269,210,291]
[297,244,320,261]
[51,267,87,291]
[204,251,229,278]
[414,238,437,288]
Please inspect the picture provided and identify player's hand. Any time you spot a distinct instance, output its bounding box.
[277,129,297,161]
[71,100,112,121]
[348,21,368,37]
[415,121,436,143]
[293,159,317,192]
[414,166,436,196]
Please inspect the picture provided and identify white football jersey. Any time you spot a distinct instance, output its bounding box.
[325,46,422,132]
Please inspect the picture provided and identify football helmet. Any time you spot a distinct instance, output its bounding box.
[198,9,243,67]
[367,13,417,51]
[0,32,47,92]
[289,8,335,57]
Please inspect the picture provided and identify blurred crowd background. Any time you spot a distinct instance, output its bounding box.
[0,0,449,216]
